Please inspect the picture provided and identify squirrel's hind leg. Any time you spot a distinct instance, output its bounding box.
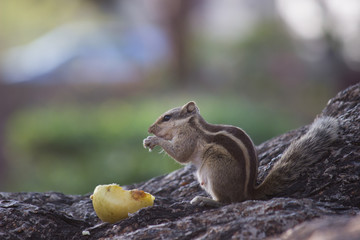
[190,196,224,207]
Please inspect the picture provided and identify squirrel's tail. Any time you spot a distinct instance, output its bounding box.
[253,116,339,200]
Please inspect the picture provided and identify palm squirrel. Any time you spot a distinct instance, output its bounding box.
[143,101,339,206]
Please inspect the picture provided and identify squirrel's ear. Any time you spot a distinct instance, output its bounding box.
[182,101,198,114]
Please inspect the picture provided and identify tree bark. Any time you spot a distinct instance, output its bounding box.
[0,83,359,240]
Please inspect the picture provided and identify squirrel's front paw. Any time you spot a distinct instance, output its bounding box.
[143,136,159,151]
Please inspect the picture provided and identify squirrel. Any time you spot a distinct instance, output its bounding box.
[143,101,339,207]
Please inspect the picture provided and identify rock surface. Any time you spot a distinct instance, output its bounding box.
[0,83,359,240]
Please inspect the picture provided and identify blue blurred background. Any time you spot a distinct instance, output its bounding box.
[0,0,359,194]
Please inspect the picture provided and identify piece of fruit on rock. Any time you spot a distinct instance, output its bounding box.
[90,184,155,223]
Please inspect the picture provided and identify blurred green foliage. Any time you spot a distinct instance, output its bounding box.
[5,93,300,194]
[0,0,84,50]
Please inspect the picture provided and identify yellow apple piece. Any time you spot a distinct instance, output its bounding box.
[90,184,155,223]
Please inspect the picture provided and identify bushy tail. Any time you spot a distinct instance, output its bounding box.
[254,116,339,199]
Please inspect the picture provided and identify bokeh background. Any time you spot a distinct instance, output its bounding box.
[0,0,359,194]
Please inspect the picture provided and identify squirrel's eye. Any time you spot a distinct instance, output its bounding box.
[163,115,172,122]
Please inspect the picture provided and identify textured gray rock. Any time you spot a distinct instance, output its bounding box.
[0,83,359,240]
[275,214,360,240]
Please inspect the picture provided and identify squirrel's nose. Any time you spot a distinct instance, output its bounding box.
[148,125,155,134]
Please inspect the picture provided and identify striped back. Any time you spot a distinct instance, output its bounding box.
[189,116,258,196]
